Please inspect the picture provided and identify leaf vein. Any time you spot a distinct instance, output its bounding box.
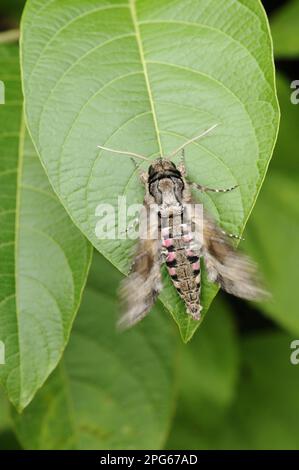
[27,4,130,83]
[147,60,259,153]
[129,0,163,156]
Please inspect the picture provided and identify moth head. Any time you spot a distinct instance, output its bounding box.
[148,159,181,179]
[148,159,184,208]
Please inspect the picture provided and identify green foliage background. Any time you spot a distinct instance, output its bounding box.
[0,0,299,450]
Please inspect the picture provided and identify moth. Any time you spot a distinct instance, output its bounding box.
[98,124,268,329]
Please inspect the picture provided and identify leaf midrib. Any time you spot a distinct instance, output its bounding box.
[14,111,25,410]
[129,0,163,156]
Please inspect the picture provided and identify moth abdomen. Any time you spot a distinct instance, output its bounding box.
[187,254,199,264]
[165,251,177,268]
[163,230,202,320]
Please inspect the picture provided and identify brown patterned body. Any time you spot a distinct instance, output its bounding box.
[118,157,267,329]
[161,221,201,319]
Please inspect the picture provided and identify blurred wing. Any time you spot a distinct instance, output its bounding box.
[118,208,162,330]
[202,212,268,301]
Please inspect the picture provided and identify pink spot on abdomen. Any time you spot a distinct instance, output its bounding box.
[166,252,176,262]
[192,262,200,272]
[162,238,173,248]
[168,267,176,276]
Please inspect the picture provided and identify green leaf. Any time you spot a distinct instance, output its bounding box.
[168,331,299,450]
[270,0,299,58]
[0,430,21,450]
[0,388,10,432]
[21,0,279,340]
[0,44,92,411]
[165,296,239,449]
[0,388,21,449]
[208,332,299,449]
[12,253,178,450]
[244,74,299,335]
[245,174,299,336]
[271,73,299,179]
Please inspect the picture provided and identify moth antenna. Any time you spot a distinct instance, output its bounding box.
[169,123,219,159]
[97,145,150,161]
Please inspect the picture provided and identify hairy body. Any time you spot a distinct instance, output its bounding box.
[119,158,266,329]
[98,125,267,329]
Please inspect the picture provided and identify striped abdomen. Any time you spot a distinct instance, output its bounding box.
[162,226,202,320]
